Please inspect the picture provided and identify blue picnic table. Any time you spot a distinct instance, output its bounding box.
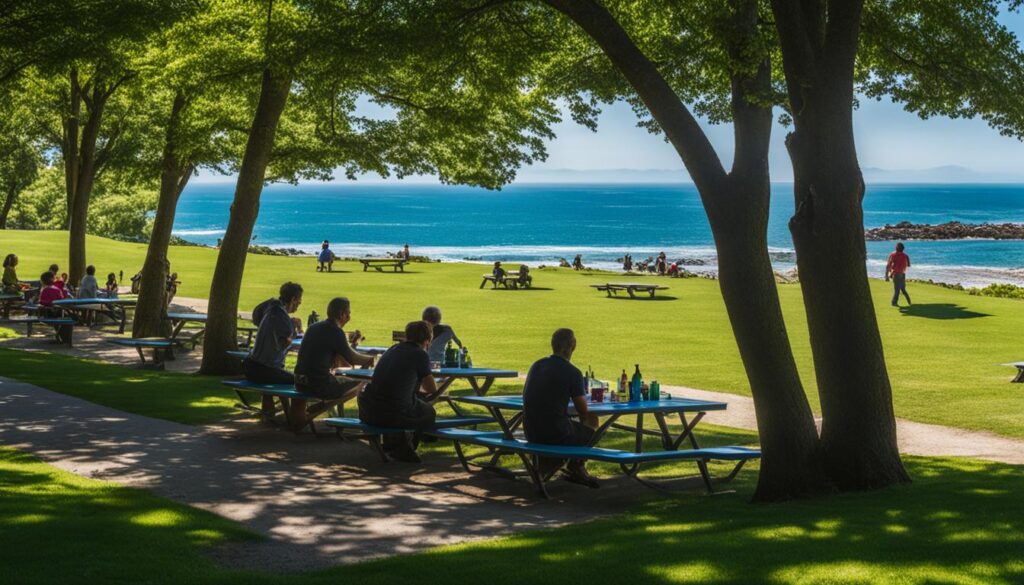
[52,297,136,333]
[338,366,518,414]
[454,394,727,453]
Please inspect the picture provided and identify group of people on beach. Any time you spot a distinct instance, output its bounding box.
[622,252,681,276]
[241,280,599,485]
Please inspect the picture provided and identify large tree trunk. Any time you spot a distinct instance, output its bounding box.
[771,0,909,490]
[199,69,291,374]
[61,69,80,231]
[133,93,191,339]
[66,82,108,286]
[543,0,828,500]
[0,186,16,229]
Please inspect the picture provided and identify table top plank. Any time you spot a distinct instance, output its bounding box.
[339,367,518,380]
[455,394,726,414]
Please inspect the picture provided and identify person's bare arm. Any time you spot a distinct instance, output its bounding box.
[419,375,439,397]
[572,395,599,430]
[452,332,463,348]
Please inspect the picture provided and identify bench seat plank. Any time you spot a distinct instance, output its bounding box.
[324,416,495,435]
[108,338,179,349]
[220,379,317,400]
[429,428,760,463]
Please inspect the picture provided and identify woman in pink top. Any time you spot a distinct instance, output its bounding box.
[885,242,912,307]
[38,271,68,311]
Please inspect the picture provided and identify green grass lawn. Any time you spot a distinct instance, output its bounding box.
[2,229,1023,438]
[2,446,1021,585]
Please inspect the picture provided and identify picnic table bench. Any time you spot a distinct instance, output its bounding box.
[52,297,136,333]
[359,258,407,272]
[479,272,531,289]
[107,337,183,368]
[429,427,759,498]
[325,416,495,461]
[447,394,755,497]
[0,293,24,318]
[590,283,669,299]
[1004,362,1024,383]
[0,316,75,345]
[221,379,359,433]
[166,312,260,348]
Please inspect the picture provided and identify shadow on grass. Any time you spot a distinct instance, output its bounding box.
[0,347,236,425]
[605,295,679,302]
[898,303,990,320]
[485,287,555,292]
[311,269,353,274]
[325,457,1024,585]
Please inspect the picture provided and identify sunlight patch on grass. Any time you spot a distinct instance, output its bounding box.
[646,561,729,583]
[4,513,54,524]
[131,509,190,527]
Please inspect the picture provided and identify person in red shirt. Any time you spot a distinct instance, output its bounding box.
[885,242,912,307]
[38,271,69,310]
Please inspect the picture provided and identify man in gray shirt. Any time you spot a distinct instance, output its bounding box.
[422,305,462,363]
[244,282,303,416]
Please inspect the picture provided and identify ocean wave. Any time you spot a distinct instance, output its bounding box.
[173,228,224,236]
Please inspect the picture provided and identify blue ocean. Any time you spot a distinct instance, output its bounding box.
[173,182,1024,287]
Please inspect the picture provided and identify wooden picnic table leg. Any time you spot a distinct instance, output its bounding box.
[648,288,656,298]
[626,287,636,299]
[135,347,147,364]
[1014,366,1024,383]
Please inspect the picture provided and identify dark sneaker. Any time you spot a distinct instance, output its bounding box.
[562,469,600,489]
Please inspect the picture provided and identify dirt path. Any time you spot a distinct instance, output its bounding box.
[660,384,1024,465]
[0,377,671,572]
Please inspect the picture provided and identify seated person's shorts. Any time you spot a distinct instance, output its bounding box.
[296,375,359,400]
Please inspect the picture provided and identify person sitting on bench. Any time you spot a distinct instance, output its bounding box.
[492,260,506,281]
[522,328,600,488]
[38,271,68,310]
[293,297,372,428]
[517,264,532,287]
[422,305,462,364]
[244,282,304,416]
[78,265,99,299]
[358,320,438,462]
[37,271,72,344]
[3,254,25,294]
[103,273,119,298]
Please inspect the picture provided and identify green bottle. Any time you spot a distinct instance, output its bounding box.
[630,364,642,401]
[650,380,660,400]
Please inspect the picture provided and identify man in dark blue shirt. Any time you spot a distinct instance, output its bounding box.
[359,320,439,462]
[522,328,599,488]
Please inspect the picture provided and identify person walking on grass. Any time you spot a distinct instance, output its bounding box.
[886,242,912,307]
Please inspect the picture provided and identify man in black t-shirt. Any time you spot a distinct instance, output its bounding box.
[359,320,439,462]
[522,328,600,487]
[293,297,374,430]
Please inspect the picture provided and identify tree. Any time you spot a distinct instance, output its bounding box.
[768,0,1024,490]
[1,0,196,285]
[131,1,260,338]
[0,93,41,229]
[199,0,558,373]
[499,0,823,500]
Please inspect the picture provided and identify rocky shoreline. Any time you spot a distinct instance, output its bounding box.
[866,221,1024,241]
